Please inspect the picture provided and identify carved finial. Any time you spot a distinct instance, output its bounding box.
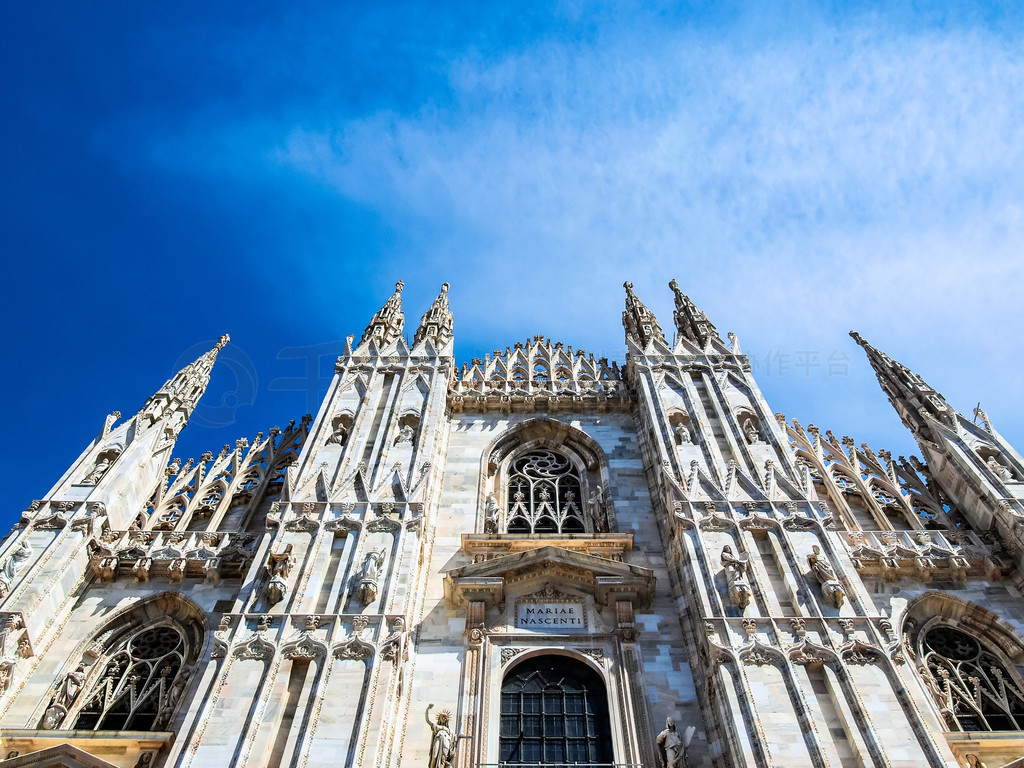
[669,279,720,348]
[413,282,454,349]
[359,281,406,348]
[622,281,666,347]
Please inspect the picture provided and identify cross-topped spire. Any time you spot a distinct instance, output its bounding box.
[850,331,954,441]
[622,281,666,347]
[413,282,454,349]
[360,281,406,347]
[669,279,721,349]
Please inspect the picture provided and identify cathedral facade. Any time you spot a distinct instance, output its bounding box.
[0,280,1022,768]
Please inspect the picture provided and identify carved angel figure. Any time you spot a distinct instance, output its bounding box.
[425,704,457,768]
[657,716,684,768]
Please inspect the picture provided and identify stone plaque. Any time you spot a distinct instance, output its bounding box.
[517,603,586,632]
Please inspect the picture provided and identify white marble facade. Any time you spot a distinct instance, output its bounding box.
[1,281,1024,768]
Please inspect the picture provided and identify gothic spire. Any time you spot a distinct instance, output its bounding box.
[850,331,954,442]
[360,280,406,347]
[669,279,721,349]
[139,334,230,434]
[622,281,666,348]
[413,282,454,349]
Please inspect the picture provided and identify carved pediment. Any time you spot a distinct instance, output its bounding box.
[0,743,120,768]
[0,732,173,768]
[443,544,654,609]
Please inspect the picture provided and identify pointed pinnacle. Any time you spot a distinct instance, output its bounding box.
[621,281,666,347]
[360,281,406,347]
[669,279,720,348]
[413,282,454,348]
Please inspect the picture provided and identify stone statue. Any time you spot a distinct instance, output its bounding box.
[483,494,500,533]
[425,704,457,768]
[589,485,608,532]
[807,545,836,582]
[986,455,1014,481]
[362,549,385,582]
[7,540,32,577]
[358,549,386,604]
[54,662,86,708]
[807,545,845,609]
[675,423,692,445]
[743,418,761,445]
[41,662,86,729]
[326,417,348,446]
[657,716,684,768]
[155,668,190,727]
[83,454,113,485]
[396,424,415,444]
[721,545,752,610]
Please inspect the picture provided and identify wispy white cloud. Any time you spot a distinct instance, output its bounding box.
[147,9,1024,455]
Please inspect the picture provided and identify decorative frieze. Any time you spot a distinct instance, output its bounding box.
[87,531,257,583]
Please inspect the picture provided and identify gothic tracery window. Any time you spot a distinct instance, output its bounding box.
[920,625,1024,732]
[506,450,585,534]
[74,624,189,731]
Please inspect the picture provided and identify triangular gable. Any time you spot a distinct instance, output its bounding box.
[443,544,654,609]
[0,743,120,768]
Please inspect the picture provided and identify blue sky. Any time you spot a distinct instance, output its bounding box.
[4,2,1024,525]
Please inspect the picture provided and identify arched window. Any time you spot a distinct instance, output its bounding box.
[74,624,190,731]
[506,450,586,534]
[921,625,1024,731]
[500,656,613,765]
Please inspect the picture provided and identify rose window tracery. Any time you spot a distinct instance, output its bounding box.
[920,625,1024,731]
[74,625,188,731]
[506,450,585,534]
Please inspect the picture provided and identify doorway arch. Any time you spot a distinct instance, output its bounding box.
[500,654,613,765]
